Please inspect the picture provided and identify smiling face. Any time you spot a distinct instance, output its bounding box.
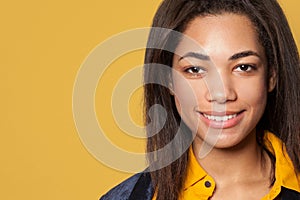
[172,13,275,149]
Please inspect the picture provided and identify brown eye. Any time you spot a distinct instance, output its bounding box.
[185,66,206,74]
[234,64,256,72]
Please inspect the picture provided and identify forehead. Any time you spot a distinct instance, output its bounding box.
[175,13,264,60]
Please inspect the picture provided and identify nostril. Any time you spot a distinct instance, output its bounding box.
[206,92,228,103]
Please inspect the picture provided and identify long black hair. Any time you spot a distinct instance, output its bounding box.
[144,0,300,199]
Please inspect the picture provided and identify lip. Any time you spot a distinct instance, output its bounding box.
[198,110,245,129]
[201,111,241,116]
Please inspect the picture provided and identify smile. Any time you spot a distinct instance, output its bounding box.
[198,111,245,129]
[203,113,237,122]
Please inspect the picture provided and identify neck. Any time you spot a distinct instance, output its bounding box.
[192,131,270,185]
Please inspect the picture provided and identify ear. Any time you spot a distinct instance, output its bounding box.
[268,67,276,92]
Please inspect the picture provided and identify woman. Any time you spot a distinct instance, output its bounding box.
[100,0,300,199]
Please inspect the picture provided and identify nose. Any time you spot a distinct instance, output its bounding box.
[204,71,237,103]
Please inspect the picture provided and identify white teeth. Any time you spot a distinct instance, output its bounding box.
[203,113,237,121]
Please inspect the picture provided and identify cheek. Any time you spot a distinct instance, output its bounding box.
[173,76,207,132]
[172,75,195,122]
[173,81,191,116]
[173,77,205,113]
[173,84,200,133]
[172,74,190,113]
[238,77,268,111]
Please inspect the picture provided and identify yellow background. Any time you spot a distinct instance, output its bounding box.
[0,0,299,199]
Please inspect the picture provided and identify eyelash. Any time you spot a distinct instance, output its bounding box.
[234,64,257,72]
[182,64,257,77]
[184,66,206,76]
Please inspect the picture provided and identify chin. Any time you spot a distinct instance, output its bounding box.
[210,140,243,149]
[198,130,250,150]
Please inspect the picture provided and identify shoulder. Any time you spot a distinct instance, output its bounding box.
[100,173,141,200]
[100,172,153,200]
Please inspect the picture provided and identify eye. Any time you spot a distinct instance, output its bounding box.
[234,64,256,72]
[184,66,206,74]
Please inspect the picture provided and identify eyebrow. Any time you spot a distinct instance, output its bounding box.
[179,50,261,61]
[229,50,261,60]
[179,52,210,61]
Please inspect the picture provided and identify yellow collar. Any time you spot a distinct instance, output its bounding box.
[263,131,300,195]
[184,146,207,189]
[183,131,300,198]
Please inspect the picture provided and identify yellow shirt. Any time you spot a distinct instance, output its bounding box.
[152,131,300,199]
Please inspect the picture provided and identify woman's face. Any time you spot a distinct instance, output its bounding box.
[172,13,275,149]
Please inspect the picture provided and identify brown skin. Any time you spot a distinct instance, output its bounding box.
[146,1,300,199]
[172,14,276,199]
